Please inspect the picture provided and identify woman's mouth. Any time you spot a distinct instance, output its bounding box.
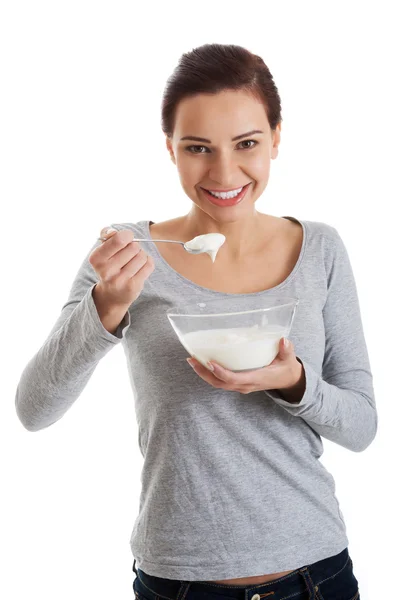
[200,183,252,207]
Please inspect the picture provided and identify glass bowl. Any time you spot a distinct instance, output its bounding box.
[167,296,299,372]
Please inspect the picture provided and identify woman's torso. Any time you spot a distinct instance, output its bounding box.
[149,213,303,585]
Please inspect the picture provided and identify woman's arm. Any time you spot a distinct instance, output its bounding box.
[266,229,377,452]
[15,237,131,432]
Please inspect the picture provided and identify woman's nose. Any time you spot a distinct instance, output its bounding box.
[208,153,239,186]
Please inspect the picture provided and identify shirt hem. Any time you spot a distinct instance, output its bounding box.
[131,536,349,581]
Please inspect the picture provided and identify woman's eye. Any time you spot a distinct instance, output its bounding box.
[238,140,258,149]
[187,145,209,154]
[185,140,258,154]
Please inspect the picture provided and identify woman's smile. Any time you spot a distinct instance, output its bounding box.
[199,182,252,207]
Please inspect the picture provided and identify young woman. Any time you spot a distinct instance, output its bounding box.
[16,44,375,599]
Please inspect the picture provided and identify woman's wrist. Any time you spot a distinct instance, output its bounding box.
[279,359,306,403]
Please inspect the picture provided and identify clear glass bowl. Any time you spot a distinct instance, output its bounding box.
[167,296,299,372]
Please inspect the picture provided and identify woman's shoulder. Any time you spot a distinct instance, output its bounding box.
[289,216,340,240]
[108,220,149,235]
[297,217,350,272]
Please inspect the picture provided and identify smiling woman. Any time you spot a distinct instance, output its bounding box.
[15,42,370,599]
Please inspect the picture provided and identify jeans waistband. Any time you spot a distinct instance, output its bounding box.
[133,547,350,599]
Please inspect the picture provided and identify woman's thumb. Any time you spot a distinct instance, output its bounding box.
[280,337,292,355]
[100,226,118,240]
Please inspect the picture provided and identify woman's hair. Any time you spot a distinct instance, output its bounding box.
[161,43,282,138]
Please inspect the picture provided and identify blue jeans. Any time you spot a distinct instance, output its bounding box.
[132,547,360,600]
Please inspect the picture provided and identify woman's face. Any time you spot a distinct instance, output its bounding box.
[166,89,281,221]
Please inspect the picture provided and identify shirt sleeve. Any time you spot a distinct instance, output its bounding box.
[15,235,131,432]
[265,228,377,453]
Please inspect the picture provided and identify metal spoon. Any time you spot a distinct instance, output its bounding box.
[97,236,204,254]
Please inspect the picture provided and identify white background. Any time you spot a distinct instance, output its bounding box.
[1,1,398,599]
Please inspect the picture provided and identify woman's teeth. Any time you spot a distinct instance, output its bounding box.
[208,187,243,199]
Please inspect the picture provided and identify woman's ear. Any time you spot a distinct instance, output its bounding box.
[271,123,281,160]
[166,136,176,164]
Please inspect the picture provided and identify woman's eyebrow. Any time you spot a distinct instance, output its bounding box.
[180,130,264,143]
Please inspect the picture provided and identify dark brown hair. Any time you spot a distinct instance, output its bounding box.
[161,43,282,138]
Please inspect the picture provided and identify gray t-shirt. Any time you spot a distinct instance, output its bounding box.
[15,216,377,581]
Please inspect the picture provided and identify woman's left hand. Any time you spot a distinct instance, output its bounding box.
[187,337,305,396]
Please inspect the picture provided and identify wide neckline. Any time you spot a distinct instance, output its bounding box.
[144,216,307,298]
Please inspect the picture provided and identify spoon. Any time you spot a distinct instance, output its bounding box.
[97,235,204,255]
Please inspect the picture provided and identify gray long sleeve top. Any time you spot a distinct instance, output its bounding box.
[15,216,377,581]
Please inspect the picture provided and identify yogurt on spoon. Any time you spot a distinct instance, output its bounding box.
[184,233,226,262]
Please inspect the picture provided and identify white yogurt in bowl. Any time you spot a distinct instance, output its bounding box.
[181,324,288,371]
[167,297,298,372]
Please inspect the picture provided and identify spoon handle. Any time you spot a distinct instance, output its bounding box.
[98,237,183,245]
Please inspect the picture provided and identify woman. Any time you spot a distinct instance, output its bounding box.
[16,44,375,599]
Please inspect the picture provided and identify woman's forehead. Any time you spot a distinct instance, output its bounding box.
[174,90,268,137]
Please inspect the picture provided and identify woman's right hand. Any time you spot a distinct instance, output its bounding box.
[89,227,155,311]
